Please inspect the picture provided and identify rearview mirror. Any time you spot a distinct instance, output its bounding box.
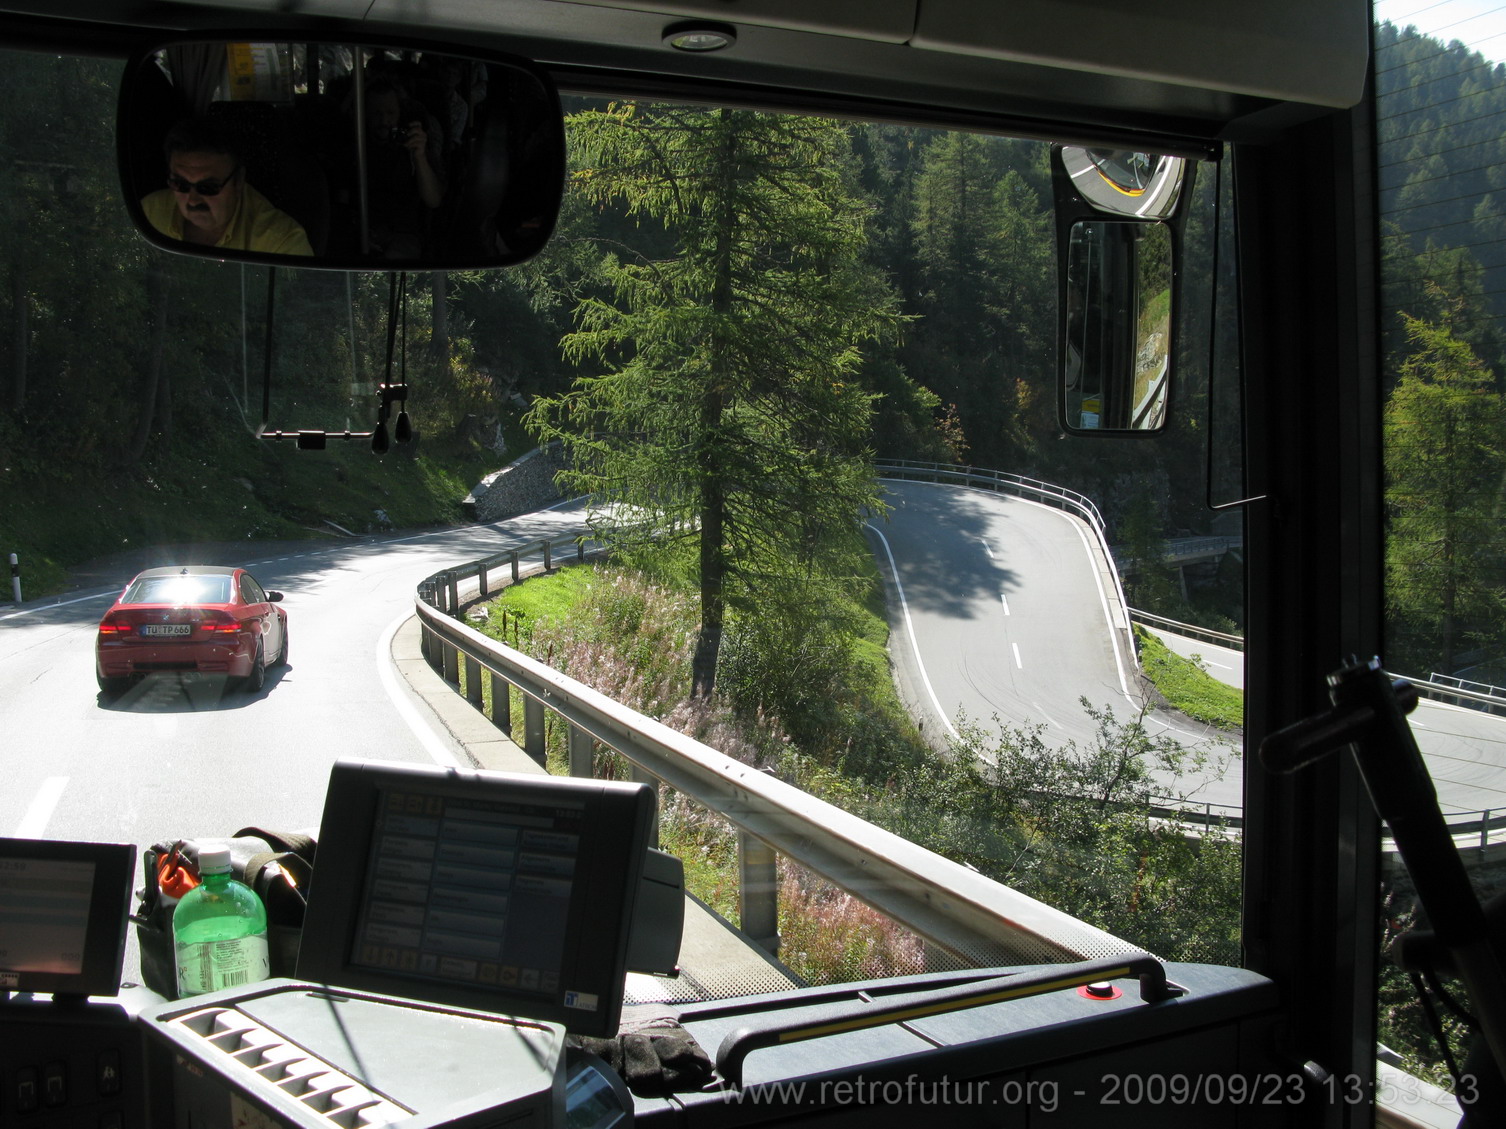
[1063,220,1173,431]
[118,39,565,270]
[1051,145,1191,434]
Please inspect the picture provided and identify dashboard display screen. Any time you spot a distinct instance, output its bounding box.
[300,761,655,1037]
[349,788,584,1003]
[0,839,134,996]
[0,857,96,979]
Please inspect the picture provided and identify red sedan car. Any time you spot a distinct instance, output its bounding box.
[95,565,289,696]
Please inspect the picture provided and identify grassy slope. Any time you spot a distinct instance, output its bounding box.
[1135,625,1244,730]
[1,431,497,599]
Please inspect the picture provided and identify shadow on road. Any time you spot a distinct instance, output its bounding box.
[96,667,292,712]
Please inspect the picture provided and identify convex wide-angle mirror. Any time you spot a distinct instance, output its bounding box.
[118,38,565,270]
[1051,146,1192,434]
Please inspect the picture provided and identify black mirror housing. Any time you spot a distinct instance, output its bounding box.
[1050,145,1194,436]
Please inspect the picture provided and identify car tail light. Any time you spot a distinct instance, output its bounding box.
[197,611,242,635]
[98,613,133,636]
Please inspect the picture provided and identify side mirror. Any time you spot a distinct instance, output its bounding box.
[1051,146,1192,434]
[117,38,565,270]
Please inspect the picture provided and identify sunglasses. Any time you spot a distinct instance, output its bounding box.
[166,167,239,196]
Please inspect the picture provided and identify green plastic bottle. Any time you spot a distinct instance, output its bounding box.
[173,846,270,998]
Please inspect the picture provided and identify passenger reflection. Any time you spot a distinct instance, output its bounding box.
[361,81,446,258]
[141,119,313,256]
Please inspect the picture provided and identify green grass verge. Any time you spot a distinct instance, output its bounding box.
[2,426,498,599]
[1135,625,1244,731]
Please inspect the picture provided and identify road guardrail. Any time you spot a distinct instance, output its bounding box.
[413,533,1142,971]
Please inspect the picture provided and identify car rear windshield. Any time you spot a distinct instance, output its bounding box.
[123,575,234,605]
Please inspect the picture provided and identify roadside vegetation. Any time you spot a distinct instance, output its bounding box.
[479,555,1242,985]
[1135,626,1244,731]
[4,429,502,599]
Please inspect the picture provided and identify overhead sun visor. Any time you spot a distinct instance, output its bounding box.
[550,0,917,42]
[913,0,1370,110]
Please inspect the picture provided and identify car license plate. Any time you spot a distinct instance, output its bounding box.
[141,624,191,637]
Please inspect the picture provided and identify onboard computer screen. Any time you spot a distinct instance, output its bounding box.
[298,761,656,1037]
[0,837,135,998]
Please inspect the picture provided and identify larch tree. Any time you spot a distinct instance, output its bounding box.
[1384,314,1506,673]
[527,104,896,697]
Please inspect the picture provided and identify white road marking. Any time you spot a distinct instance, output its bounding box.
[1,591,110,620]
[15,776,69,839]
[1032,703,1064,730]
[981,541,994,559]
[1000,593,1011,615]
[1062,517,1136,709]
[379,612,463,768]
[1012,642,1023,669]
[866,524,959,739]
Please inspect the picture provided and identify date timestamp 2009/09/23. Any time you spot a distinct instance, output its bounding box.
[1095,1072,1474,1107]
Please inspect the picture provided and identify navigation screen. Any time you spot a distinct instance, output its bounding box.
[0,856,96,981]
[349,787,584,1003]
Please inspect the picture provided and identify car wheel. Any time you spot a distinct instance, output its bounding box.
[97,672,128,697]
[273,622,289,667]
[244,640,266,693]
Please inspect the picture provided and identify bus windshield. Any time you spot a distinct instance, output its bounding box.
[0,47,1240,1008]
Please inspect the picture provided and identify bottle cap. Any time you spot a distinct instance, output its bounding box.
[198,846,232,875]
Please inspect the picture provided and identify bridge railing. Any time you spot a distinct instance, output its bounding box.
[413,539,1139,973]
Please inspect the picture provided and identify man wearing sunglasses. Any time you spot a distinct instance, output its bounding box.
[141,119,313,256]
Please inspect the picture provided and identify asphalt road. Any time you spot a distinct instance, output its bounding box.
[873,480,1506,822]
[1146,626,1506,818]
[0,502,588,983]
[9,478,1504,988]
[870,478,1242,812]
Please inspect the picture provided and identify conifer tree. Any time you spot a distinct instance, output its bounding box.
[527,104,896,696]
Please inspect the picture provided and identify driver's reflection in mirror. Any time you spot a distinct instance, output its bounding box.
[358,78,446,258]
[141,119,314,256]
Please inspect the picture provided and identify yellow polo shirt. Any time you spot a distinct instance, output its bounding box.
[141,182,313,256]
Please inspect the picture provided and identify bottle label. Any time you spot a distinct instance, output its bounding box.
[175,933,270,997]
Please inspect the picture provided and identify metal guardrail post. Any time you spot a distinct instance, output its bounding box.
[738,830,780,956]
[489,670,510,732]
[511,551,521,583]
[479,563,489,598]
[569,724,594,778]
[465,654,484,708]
[524,695,546,766]
[447,573,461,617]
[544,541,553,570]
[442,639,460,686]
[630,763,661,848]
[1485,810,1493,853]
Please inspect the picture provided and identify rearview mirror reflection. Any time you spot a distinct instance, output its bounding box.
[118,40,565,270]
[1062,220,1173,433]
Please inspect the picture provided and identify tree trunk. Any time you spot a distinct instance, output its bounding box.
[430,271,449,358]
[124,269,172,465]
[690,111,739,699]
[10,267,29,416]
[691,401,726,698]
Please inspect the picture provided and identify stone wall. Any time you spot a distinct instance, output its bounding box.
[462,444,568,523]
